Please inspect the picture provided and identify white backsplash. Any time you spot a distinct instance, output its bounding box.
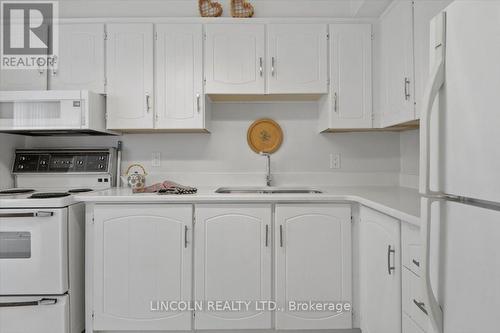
[22,102,405,188]
[399,129,420,189]
[0,134,25,188]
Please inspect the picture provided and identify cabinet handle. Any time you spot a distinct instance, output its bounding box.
[196,93,201,113]
[259,57,263,77]
[279,225,283,247]
[146,92,151,112]
[404,77,411,101]
[333,92,338,112]
[413,299,428,315]
[387,245,395,275]
[271,57,275,77]
[184,225,188,248]
[265,224,269,247]
[51,56,58,76]
[412,259,420,267]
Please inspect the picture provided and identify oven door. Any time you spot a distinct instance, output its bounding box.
[0,208,68,294]
[0,295,69,333]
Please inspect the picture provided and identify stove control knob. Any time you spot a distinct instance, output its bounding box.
[40,160,47,165]
[99,156,106,161]
[18,165,24,169]
[20,156,26,161]
[78,160,84,165]
[98,164,104,169]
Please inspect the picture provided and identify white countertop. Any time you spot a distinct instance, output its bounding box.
[76,186,421,226]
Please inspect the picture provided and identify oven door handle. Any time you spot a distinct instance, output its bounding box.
[0,298,58,308]
[0,211,54,218]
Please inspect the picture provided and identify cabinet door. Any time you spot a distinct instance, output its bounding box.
[359,206,401,333]
[413,0,450,118]
[106,23,154,129]
[155,24,204,129]
[267,24,327,94]
[49,23,105,93]
[194,204,272,329]
[380,1,415,127]
[204,24,265,94]
[328,24,372,129]
[0,21,47,91]
[275,204,352,329]
[92,204,193,331]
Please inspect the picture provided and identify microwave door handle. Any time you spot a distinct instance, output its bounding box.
[420,12,446,196]
[0,298,58,308]
[421,197,443,333]
[0,211,54,218]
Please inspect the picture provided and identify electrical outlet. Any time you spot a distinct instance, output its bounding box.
[152,152,161,167]
[330,153,341,169]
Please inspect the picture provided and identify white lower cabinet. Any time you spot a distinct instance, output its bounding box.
[275,204,352,329]
[359,206,401,333]
[401,223,430,333]
[403,312,426,333]
[92,204,193,331]
[194,204,272,329]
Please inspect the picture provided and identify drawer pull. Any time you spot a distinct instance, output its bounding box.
[0,298,57,308]
[412,259,420,267]
[413,299,428,315]
[184,225,188,248]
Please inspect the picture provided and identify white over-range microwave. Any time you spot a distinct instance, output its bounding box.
[0,90,117,135]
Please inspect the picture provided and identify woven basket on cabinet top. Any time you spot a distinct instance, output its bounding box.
[199,0,223,17]
[231,0,254,18]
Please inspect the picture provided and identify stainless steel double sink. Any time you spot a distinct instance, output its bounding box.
[215,187,323,194]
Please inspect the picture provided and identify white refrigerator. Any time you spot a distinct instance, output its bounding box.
[420,1,500,333]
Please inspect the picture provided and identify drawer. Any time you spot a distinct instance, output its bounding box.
[402,222,421,276]
[402,268,429,331]
[0,295,69,333]
[403,312,426,333]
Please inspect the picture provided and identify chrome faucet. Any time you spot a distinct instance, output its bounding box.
[259,152,272,187]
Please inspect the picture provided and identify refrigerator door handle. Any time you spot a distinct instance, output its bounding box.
[421,197,443,333]
[420,12,446,197]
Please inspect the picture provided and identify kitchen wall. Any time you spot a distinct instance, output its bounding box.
[23,102,407,187]
[399,129,419,189]
[58,0,391,18]
[0,134,25,188]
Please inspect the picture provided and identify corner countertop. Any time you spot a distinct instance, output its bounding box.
[76,186,421,226]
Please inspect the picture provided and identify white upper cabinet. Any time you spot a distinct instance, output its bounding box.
[379,0,415,127]
[413,0,450,119]
[194,204,272,330]
[275,204,352,329]
[0,21,48,91]
[319,24,372,131]
[49,23,105,93]
[204,24,265,94]
[0,68,47,91]
[359,206,401,333]
[155,24,205,130]
[106,23,154,130]
[92,204,193,331]
[267,24,328,94]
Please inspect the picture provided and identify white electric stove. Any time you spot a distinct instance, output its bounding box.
[0,148,116,333]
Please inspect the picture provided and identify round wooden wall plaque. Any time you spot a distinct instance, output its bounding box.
[247,118,283,154]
